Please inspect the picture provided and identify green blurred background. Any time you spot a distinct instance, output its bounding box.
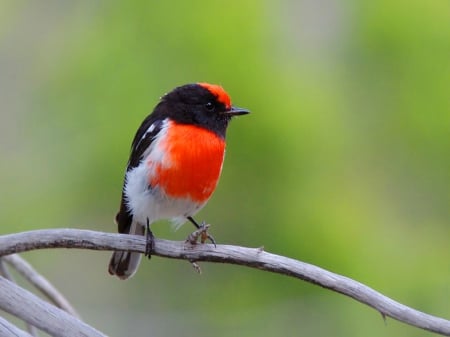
[1,1,449,336]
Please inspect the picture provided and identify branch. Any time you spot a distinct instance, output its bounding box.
[0,258,39,336]
[3,254,79,318]
[0,275,106,337]
[0,316,33,337]
[0,229,449,336]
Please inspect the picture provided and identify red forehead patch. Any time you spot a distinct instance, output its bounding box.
[198,83,231,109]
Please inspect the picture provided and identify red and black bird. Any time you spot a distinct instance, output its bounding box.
[108,83,249,279]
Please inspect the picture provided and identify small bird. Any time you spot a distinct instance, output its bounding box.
[108,83,249,279]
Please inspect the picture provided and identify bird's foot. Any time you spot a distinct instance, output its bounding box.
[185,221,216,246]
[145,219,155,259]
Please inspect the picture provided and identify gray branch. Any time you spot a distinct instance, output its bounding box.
[0,258,39,336]
[0,229,449,336]
[0,316,33,337]
[3,254,80,318]
[0,276,106,337]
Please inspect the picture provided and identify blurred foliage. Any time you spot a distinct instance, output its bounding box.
[0,1,449,336]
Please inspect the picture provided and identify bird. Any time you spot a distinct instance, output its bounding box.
[108,83,249,279]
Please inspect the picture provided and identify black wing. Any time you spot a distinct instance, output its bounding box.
[115,114,164,234]
[127,115,164,171]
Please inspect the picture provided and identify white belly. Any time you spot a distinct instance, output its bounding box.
[124,163,205,228]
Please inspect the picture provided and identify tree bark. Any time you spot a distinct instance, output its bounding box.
[0,229,448,336]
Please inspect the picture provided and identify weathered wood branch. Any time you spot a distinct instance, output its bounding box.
[3,254,79,318]
[0,316,33,337]
[0,257,39,336]
[0,275,105,337]
[0,229,449,336]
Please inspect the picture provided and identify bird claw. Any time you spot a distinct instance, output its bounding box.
[145,219,155,259]
[185,222,216,247]
[190,261,202,274]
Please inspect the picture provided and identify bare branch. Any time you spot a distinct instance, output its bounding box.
[0,259,39,336]
[0,259,14,280]
[0,275,106,337]
[0,316,33,337]
[3,255,80,318]
[0,228,449,336]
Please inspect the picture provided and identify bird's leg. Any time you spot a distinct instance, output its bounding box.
[186,216,216,246]
[145,218,155,259]
[186,222,211,245]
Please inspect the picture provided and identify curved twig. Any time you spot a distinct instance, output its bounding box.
[0,276,106,337]
[3,254,80,318]
[0,259,39,336]
[0,229,449,336]
[0,316,33,337]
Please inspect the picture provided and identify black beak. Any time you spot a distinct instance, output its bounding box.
[224,106,250,116]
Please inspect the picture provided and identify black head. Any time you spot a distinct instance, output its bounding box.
[153,83,249,138]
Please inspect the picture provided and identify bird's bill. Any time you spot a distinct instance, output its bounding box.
[224,106,250,116]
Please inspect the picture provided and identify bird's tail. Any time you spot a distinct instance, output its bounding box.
[108,220,145,280]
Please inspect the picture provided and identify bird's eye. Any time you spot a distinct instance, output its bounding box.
[205,102,215,111]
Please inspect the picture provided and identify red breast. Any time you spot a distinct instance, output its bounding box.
[148,120,226,203]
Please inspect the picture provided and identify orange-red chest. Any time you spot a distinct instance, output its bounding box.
[148,122,226,203]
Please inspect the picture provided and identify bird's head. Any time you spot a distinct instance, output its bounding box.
[158,83,249,138]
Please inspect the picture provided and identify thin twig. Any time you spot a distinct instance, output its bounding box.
[0,228,449,336]
[0,316,33,337]
[3,255,80,318]
[0,259,39,336]
[0,259,14,280]
[0,276,106,337]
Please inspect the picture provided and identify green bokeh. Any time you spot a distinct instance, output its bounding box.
[0,1,449,336]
